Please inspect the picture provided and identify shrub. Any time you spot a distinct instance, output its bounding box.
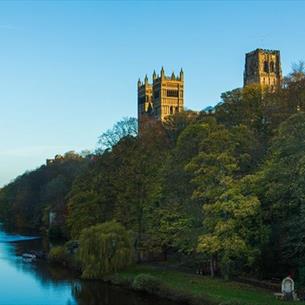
[65,240,79,254]
[132,274,162,294]
[78,221,133,279]
[48,246,69,265]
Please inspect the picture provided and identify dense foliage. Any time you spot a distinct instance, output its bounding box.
[1,70,305,281]
[78,221,132,278]
[0,151,89,236]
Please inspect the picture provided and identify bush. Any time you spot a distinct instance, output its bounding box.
[65,240,79,254]
[79,221,133,279]
[132,274,162,294]
[48,246,69,264]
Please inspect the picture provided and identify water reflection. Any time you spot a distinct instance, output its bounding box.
[72,281,175,305]
[0,228,175,305]
[0,231,39,243]
[0,236,75,305]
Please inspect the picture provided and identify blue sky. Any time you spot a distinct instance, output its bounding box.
[1,1,305,186]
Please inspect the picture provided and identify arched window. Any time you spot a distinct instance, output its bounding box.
[264,61,269,73]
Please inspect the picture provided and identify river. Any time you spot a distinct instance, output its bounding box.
[0,227,175,305]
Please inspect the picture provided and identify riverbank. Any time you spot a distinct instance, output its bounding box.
[15,231,296,305]
[27,237,298,305]
[104,265,296,305]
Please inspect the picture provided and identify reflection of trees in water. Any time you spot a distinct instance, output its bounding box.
[7,237,77,288]
[0,230,77,304]
[2,233,175,305]
[72,281,175,305]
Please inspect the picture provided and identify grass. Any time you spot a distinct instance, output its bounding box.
[112,264,297,305]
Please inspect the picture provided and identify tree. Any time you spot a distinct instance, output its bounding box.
[185,119,238,205]
[162,110,199,143]
[67,151,116,239]
[111,120,170,260]
[97,117,137,152]
[285,61,305,83]
[78,221,133,278]
[149,122,211,255]
[214,85,277,149]
[197,181,266,278]
[0,153,88,231]
[185,118,264,277]
[258,112,305,277]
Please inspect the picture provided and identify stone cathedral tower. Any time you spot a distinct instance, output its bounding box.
[137,75,153,121]
[138,68,184,124]
[244,49,282,91]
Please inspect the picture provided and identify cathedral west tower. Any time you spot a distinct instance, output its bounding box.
[244,49,282,91]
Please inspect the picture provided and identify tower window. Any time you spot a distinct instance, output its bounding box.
[270,61,275,73]
[167,90,179,97]
[264,61,269,73]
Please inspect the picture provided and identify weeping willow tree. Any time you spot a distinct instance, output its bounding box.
[79,221,133,278]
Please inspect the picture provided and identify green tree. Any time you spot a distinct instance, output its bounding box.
[78,221,133,278]
[0,152,88,231]
[67,151,116,238]
[111,121,170,260]
[185,118,264,277]
[145,122,210,256]
[163,110,199,143]
[258,112,305,276]
[197,182,266,279]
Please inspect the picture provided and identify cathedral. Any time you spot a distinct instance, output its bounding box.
[137,67,184,124]
[244,48,282,90]
[138,49,283,124]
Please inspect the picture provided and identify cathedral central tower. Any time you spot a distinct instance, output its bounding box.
[137,68,184,124]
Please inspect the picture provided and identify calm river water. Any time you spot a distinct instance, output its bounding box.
[0,227,175,305]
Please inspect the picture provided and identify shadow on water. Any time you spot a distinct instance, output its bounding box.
[72,281,176,305]
[0,226,176,305]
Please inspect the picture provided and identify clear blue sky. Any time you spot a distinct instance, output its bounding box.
[1,0,305,186]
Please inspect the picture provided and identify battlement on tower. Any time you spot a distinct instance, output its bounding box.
[247,48,280,55]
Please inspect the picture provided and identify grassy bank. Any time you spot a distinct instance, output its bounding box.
[106,265,296,305]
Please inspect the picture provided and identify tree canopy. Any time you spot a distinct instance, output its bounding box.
[78,221,133,278]
[2,68,305,281]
